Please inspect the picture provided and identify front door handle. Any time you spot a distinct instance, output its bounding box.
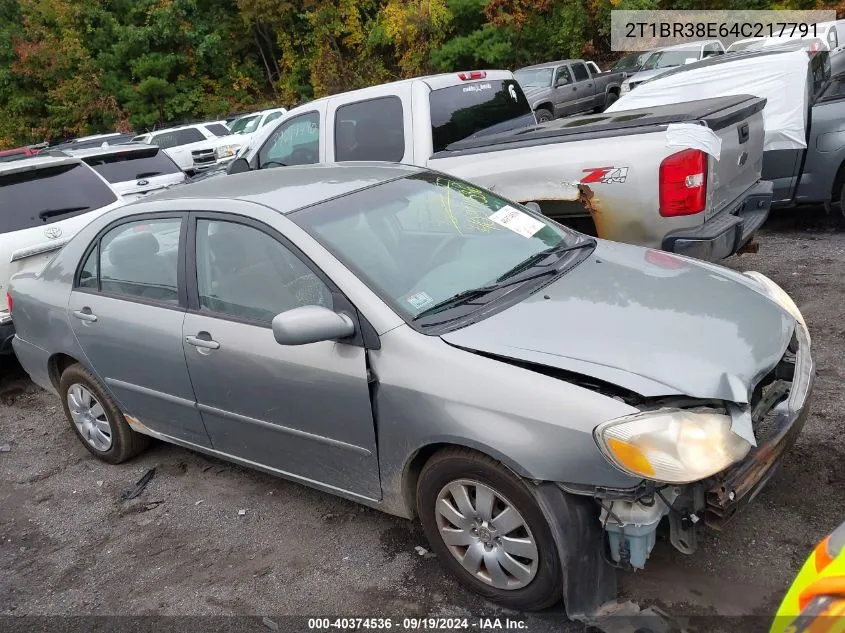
[572,86,577,91]
[72,308,97,323]
[186,334,220,350]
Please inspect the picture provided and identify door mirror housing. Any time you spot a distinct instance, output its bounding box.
[227,157,251,175]
[272,306,355,346]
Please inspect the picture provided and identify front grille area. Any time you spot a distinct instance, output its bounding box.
[191,148,216,167]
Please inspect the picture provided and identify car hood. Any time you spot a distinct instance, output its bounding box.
[441,241,794,403]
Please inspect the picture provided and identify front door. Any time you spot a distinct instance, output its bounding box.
[68,215,212,447]
[181,215,380,499]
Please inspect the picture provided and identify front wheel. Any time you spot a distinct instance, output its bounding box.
[535,108,554,124]
[599,92,619,112]
[416,449,562,610]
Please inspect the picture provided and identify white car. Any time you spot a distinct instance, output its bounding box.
[228,108,287,153]
[0,156,125,354]
[620,40,725,93]
[61,144,186,202]
[132,123,244,175]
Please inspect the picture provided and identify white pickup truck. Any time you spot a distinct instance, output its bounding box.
[231,71,772,261]
[132,123,245,176]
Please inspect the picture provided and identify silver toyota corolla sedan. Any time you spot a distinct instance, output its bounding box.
[9,164,813,616]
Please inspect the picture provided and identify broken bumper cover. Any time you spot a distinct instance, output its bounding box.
[705,323,814,529]
[662,179,773,261]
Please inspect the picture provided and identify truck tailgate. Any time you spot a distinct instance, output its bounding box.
[700,100,766,218]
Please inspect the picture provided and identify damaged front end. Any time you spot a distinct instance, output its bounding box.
[568,323,813,571]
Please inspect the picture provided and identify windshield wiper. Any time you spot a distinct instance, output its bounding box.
[135,171,162,178]
[495,239,596,283]
[38,206,89,221]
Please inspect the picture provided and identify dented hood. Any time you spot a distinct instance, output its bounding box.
[441,241,794,402]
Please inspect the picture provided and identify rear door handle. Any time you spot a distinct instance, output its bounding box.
[186,334,220,350]
[72,309,97,323]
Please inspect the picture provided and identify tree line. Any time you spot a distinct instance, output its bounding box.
[0,0,837,147]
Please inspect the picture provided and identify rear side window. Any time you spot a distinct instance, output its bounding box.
[0,163,118,233]
[83,218,181,304]
[204,124,230,137]
[572,63,589,81]
[150,128,205,149]
[83,149,181,184]
[335,97,405,162]
[429,79,535,153]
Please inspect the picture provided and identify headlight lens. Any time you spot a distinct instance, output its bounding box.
[743,271,809,344]
[215,145,239,159]
[594,408,751,483]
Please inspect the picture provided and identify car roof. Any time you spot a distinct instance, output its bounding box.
[64,143,159,158]
[516,59,586,71]
[0,155,82,176]
[142,163,424,213]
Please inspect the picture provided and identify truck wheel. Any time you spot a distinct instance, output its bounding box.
[416,448,562,610]
[59,363,150,464]
[535,108,554,123]
[597,93,618,113]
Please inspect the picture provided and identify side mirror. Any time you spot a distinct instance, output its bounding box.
[524,201,542,214]
[555,78,569,87]
[272,306,355,346]
[227,157,250,175]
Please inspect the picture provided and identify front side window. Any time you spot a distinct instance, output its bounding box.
[258,112,320,168]
[642,50,697,70]
[572,63,589,81]
[195,219,332,324]
[555,66,573,86]
[0,163,118,234]
[335,97,405,162]
[90,219,181,304]
[291,173,584,324]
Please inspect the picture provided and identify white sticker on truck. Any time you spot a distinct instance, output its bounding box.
[489,206,545,238]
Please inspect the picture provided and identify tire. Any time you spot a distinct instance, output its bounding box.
[416,448,562,611]
[59,363,150,464]
[598,92,618,112]
[535,108,554,124]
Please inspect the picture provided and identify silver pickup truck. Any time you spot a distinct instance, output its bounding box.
[230,70,772,261]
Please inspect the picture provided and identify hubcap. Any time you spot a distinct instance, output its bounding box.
[67,384,112,452]
[435,479,538,590]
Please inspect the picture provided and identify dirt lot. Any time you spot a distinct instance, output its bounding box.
[1,210,843,632]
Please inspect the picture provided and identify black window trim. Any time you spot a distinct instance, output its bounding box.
[184,212,371,345]
[257,111,321,169]
[333,95,406,162]
[73,212,189,312]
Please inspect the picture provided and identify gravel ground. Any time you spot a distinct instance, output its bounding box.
[1,210,843,632]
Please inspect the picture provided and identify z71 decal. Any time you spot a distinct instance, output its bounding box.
[581,167,629,184]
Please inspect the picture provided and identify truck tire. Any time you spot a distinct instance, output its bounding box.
[59,363,150,464]
[535,108,554,123]
[416,448,562,611]
[596,92,618,113]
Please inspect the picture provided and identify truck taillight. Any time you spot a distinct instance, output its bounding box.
[659,149,707,217]
[6,292,12,314]
[457,71,487,81]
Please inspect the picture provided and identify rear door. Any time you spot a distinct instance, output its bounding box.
[570,62,595,112]
[67,214,212,447]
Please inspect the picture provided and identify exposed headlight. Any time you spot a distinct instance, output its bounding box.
[215,145,239,159]
[620,83,630,94]
[743,271,809,345]
[594,408,751,483]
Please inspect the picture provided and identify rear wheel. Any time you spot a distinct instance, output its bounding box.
[59,363,150,464]
[535,108,553,124]
[416,448,562,610]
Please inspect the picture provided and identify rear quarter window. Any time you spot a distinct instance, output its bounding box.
[335,97,405,162]
[0,163,117,233]
[429,79,535,153]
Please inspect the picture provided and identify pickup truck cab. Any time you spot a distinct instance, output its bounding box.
[621,40,725,94]
[232,70,772,262]
[132,123,244,176]
[514,59,622,121]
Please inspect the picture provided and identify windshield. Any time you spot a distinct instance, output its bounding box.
[727,39,765,52]
[291,172,584,324]
[230,115,260,135]
[0,163,117,233]
[611,52,650,72]
[83,149,181,183]
[642,50,699,70]
[514,68,553,88]
[429,79,536,153]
